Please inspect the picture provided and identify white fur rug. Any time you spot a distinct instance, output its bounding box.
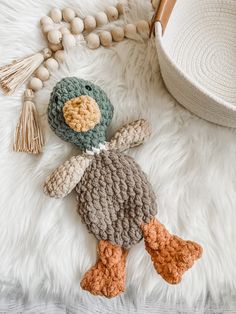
[1,0,236,308]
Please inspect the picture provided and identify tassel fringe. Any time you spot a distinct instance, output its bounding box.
[13,89,44,154]
[0,48,52,95]
[0,48,52,154]
[0,54,43,95]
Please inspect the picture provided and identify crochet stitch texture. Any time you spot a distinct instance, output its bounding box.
[141,219,203,284]
[63,95,101,132]
[48,77,114,151]
[81,240,127,298]
[44,77,203,298]
[76,150,157,249]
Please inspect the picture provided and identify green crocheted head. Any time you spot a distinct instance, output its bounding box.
[48,77,114,151]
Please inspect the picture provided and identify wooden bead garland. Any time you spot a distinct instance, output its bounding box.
[42,23,54,34]
[62,33,76,49]
[62,8,76,22]
[40,3,150,53]
[29,77,43,91]
[116,2,125,15]
[87,33,100,50]
[59,26,70,35]
[0,2,151,155]
[111,27,125,42]
[50,8,62,23]
[45,58,59,71]
[106,6,119,21]
[40,16,53,25]
[151,0,159,9]
[136,20,150,38]
[124,24,137,39]
[84,16,96,32]
[95,12,108,27]
[35,66,50,81]
[48,43,63,52]
[54,50,65,63]
[47,30,62,45]
[71,17,84,34]
[100,31,112,47]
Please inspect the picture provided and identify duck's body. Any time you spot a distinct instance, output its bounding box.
[76,150,157,249]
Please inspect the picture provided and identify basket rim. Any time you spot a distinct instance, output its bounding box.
[155,22,236,113]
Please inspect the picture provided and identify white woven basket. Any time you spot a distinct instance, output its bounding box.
[153,0,236,127]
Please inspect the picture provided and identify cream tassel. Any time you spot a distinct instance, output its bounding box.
[0,48,52,95]
[13,89,44,154]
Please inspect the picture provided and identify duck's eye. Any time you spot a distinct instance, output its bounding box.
[85,85,92,91]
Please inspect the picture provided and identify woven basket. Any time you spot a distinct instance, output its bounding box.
[151,0,236,128]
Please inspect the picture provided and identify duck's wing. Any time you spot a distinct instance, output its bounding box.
[108,119,151,152]
[44,154,92,198]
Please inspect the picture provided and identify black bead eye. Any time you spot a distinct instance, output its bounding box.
[85,85,92,91]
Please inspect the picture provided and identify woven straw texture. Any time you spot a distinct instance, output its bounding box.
[155,0,236,128]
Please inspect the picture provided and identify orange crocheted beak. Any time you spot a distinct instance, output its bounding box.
[63,95,101,132]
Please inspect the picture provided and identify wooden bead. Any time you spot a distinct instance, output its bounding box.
[45,58,59,71]
[35,66,50,81]
[111,26,124,42]
[62,8,75,22]
[40,16,53,25]
[42,48,52,59]
[95,12,108,27]
[48,42,63,52]
[71,17,84,34]
[59,26,70,35]
[136,20,150,38]
[84,16,96,32]
[86,33,100,49]
[152,0,159,9]
[106,6,119,21]
[47,30,62,44]
[100,31,112,47]
[29,78,43,91]
[50,8,62,23]
[124,24,137,39]
[116,2,125,15]
[62,33,76,49]
[42,23,54,34]
[54,50,65,63]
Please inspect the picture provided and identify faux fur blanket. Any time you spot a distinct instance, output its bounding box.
[0,0,236,308]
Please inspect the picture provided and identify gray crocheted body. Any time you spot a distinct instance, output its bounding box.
[76,150,157,249]
[48,77,114,151]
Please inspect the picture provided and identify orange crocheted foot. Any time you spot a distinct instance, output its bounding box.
[80,240,128,298]
[141,219,203,284]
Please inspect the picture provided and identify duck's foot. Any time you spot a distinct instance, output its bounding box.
[80,240,128,298]
[141,219,203,284]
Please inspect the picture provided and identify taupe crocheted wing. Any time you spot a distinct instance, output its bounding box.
[108,119,151,152]
[44,155,92,198]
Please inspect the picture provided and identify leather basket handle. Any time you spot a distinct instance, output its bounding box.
[149,0,176,37]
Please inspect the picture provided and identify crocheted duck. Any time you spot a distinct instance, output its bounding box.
[44,77,203,298]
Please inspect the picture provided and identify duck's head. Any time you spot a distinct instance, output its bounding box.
[48,77,114,151]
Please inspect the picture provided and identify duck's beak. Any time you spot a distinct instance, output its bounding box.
[63,95,101,132]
